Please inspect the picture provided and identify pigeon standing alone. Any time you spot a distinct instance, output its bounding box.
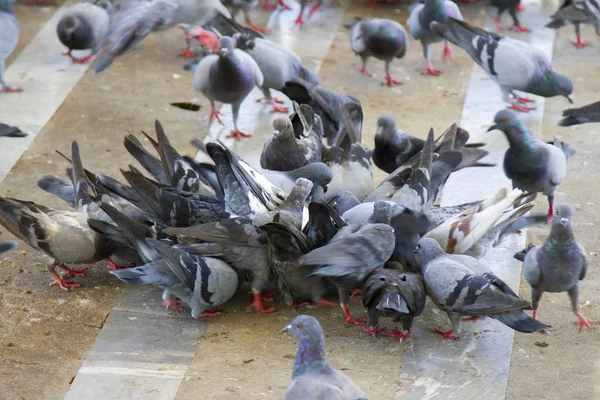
[282,315,368,400]
[431,18,574,112]
[490,0,530,32]
[520,204,596,331]
[546,0,600,48]
[0,0,22,92]
[372,116,425,173]
[56,0,113,64]
[488,110,571,222]
[193,35,264,139]
[407,0,463,76]
[344,17,409,86]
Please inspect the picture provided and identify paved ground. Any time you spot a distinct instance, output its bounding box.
[1,0,600,399]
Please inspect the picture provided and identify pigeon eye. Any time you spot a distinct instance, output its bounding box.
[296,323,303,329]
[379,277,386,282]
[500,118,508,123]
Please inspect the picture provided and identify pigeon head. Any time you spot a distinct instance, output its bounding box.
[272,117,293,136]
[218,37,235,57]
[417,237,445,268]
[527,69,574,103]
[369,201,393,224]
[333,190,361,215]
[343,17,363,30]
[232,32,256,51]
[288,163,332,194]
[282,315,328,377]
[488,109,520,132]
[553,203,573,228]
[487,110,534,146]
[552,72,574,104]
[189,27,220,53]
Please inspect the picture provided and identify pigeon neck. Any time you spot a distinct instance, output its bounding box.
[526,69,558,98]
[292,334,330,378]
[1,0,14,13]
[543,225,576,254]
[424,0,445,18]
[503,123,538,151]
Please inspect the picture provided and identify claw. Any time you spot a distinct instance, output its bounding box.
[509,25,531,33]
[49,272,80,291]
[199,310,222,317]
[268,100,288,113]
[384,327,409,341]
[59,265,89,278]
[178,46,197,58]
[294,15,304,28]
[277,0,292,9]
[227,129,252,140]
[165,297,185,311]
[574,311,597,332]
[422,65,441,76]
[350,288,363,299]
[381,73,403,86]
[209,104,224,125]
[341,303,366,327]
[434,328,461,340]
[247,291,276,313]
[362,325,386,337]
[359,66,372,77]
[307,3,320,18]
[249,23,269,34]
[507,103,536,113]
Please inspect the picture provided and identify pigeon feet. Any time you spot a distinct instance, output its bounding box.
[572,39,590,48]
[515,95,535,103]
[507,103,535,113]
[59,265,89,279]
[516,2,524,11]
[178,46,197,58]
[422,64,441,76]
[547,204,554,224]
[341,303,366,327]
[294,15,305,28]
[574,312,597,332]
[359,67,372,77]
[278,0,293,9]
[106,260,127,270]
[443,42,452,61]
[491,16,504,31]
[350,288,363,299]
[533,309,538,319]
[256,97,284,104]
[165,297,185,311]
[1,86,23,93]
[307,3,320,18]
[62,49,93,64]
[509,25,531,33]
[313,299,335,307]
[362,326,386,337]
[247,292,276,313]
[249,23,269,34]
[49,272,80,291]
[199,310,223,318]
[382,73,403,86]
[434,328,461,340]
[385,327,409,341]
[291,301,310,309]
[209,106,224,125]
[227,129,252,140]
[261,0,276,10]
[268,100,288,113]
[462,316,480,322]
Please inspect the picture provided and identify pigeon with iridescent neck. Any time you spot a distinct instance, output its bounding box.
[521,204,596,332]
[488,110,572,222]
[0,0,22,92]
[282,315,368,400]
[431,18,574,112]
[407,0,463,76]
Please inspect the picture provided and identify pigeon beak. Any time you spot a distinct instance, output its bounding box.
[323,184,329,193]
[560,217,568,226]
[282,324,291,333]
[487,124,499,132]
[566,94,574,104]
[221,48,228,53]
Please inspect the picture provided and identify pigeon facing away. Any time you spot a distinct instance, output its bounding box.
[490,0,530,32]
[521,204,596,331]
[193,36,263,140]
[558,100,600,126]
[546,0,600,48]
[362,264,426,341]
[282,315,368,400]
[57,1,113,64]
[0,240,17,254]
[344,17,409,87]
[431,18,574,113]
[0,122,27,137]
[372,116,424,173]
[488,110,571,222]
[0,0,22,92]
[407,0,463,76]
[418,237,548,340]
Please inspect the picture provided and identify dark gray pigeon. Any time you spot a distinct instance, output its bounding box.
[407,0,463,76]
[418,237,548,340]
[362,263,426,340]
[193,35,263,139]
[372,116,424,173]
[57,1,113,64]
[546,0,600,48]
[490,0,529,32]
[233,33,319,113]
[328,190,361,216]
[0,0,21,92]
[488,109,571,222]
[344,17,409,86]
[558,100,600,126]
[431,18,574,112]
[521,204,596,331]
[260,113,321,171]
[0,240,17,254]
[0,123,27,137]
[282,315,368,400]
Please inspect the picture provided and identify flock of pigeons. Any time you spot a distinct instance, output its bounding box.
[1,0,600,397]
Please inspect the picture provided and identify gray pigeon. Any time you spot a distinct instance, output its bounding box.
[344,17,409,86]
[0,0,21,93]
[488,110,571,222]
[0,240,17,254]
[407,0,463,76]
[260,113,322,171]
[0,123,27,137]
[57,1,113,64]
[418,237,548,340]
[372,116,425,173]
[521,204,596,331]
[558,100,600,126]
[546,0,600,48]
[193,36,263,139]
[490,0,530,32]
[233,33,319,113]
[282,315,368,400]
[92,0,231,73]
[431,18,574,112]
[222,0,267,34]
[362,263,426,340]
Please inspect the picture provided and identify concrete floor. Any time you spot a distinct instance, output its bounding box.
[1,0,600,399]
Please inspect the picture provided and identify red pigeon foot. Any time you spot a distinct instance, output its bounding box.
[199,310,223,317]
[491,16,504,31]
[165,298,185,311]
[294,15,305,28]
[509,25,531,33]
[507,103,535,112]
[307,3,320,18]
[1,86,23,93]
[359,66,372,77]
[574,312,597,332]
[341,303,366,326]
[422,65,441,76]
[49,272,80,291]
[382,73,403,86]
[247,292,276,313]
[443,42,452,61]
[178,47,197,58]
[278,0,293,9]
[350,288,363,299]
[362,326,386,337]
[60,265,89,278]
[313,299,335,307]
[434,328,461,340]
[106,260,127,270]
[385,327,409,341]
[462,316,480,322]
[249,23,269,34]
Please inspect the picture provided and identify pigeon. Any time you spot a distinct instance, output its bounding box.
[281,78,363,145]
[490,0,530,32]
[418,237,548,340]
[488,110,572,222]
[407,0,463,76]
[431,18,574,112]
[0,0,22,93]
[193,35,263,139]
[0,240,17,254]
[344,17,409,86]
[232,33,319,113]
[372,116,425,173]
[546,0,600,48]
[112,239,239,318]
[328,190,361,216]
[92,0,231,73]
[558,100,600,126]
[361,263,426,340]
[302,215,396,326]
[282,315,368,400]
[521,204,596,331]
[260,113,322,171]
[57,0,113,64]
[222,0,267,34]
[0,122,27,137]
